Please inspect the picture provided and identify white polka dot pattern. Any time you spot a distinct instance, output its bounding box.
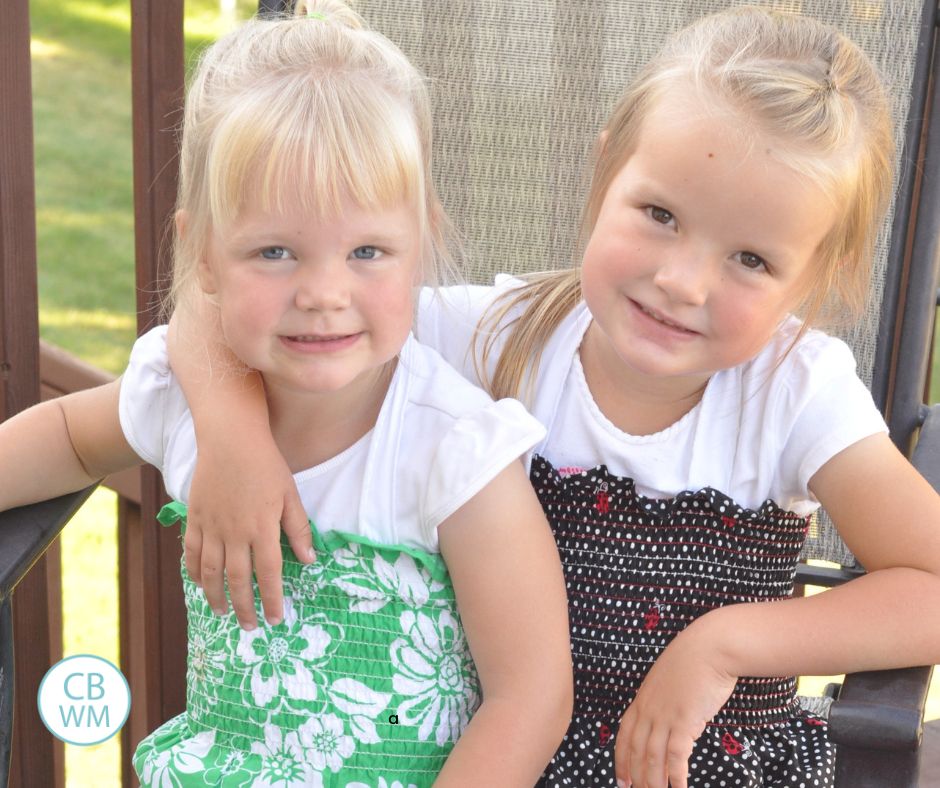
[530,456,835,787]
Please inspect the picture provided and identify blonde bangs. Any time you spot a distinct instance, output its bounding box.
[204,72,424,229]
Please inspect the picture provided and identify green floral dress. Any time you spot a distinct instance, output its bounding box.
[133,503,481,788]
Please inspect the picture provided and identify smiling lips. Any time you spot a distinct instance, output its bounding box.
[280,333,361,352]
[631,299,700,335]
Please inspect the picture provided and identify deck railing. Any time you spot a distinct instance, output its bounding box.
[1,2,188,785]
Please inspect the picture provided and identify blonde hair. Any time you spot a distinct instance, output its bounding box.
[168,0,455,315]
[478,5,894,403]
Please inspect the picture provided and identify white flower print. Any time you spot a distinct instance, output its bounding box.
[187,630,227,703]
[333,552,442,614]
[250,724,323,787]
[333,541,362,568]
[236,598,332,708]
[217,750,248,776]
[327,677,392,745]
[289,560,328,603]
[346,780,419,788]
[140,727,214,786]
[391,610,479,746]
[298,713,356,773]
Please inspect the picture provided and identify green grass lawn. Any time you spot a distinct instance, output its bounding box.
[28,1,940,785]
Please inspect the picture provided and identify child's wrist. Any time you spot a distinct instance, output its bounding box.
[685,606,747,676]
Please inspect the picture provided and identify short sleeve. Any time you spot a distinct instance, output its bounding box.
[415,278,526,387]
[774,335,887,509]
[118,325,173,468]
[423,397,546,531]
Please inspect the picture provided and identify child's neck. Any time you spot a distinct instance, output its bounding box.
[579,323,709,436]
[265,362,395,472]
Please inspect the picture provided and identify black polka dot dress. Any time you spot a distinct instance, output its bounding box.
[531,456,835,788]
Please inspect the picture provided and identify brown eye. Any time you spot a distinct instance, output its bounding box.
[739,251,768,271]
[649,206,674,225]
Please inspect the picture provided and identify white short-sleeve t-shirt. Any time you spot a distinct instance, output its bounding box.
[118,325,545,552]
[417,277,887,516]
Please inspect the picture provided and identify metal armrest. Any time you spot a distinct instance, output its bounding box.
[0,486,97,788]
[829,666,933,788]
[0,485,97,601]
[912,404,940,491]
[829,666,933,750]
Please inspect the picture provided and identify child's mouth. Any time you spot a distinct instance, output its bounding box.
[631,300,699,335]
[280,333,361,352]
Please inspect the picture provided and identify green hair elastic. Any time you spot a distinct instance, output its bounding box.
[307,10,328,20]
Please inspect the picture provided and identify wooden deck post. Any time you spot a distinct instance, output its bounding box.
[121,1,186,782]
[0,3,65,787]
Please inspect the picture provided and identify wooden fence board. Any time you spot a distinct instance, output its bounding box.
[123,2,186,783]
[0,3,64,786]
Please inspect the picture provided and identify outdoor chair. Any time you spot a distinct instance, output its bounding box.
[1,0,938,786]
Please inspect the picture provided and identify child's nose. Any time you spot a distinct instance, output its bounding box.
[294,261,351,311]
[652,250,711,306]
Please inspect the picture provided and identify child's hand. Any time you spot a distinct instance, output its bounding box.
[185,429,311,630]
[614,620,737,788]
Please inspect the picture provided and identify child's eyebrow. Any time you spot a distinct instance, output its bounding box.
[620,174,673,205]
[356,232,411,247]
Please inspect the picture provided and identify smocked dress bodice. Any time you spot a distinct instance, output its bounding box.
[531,459,833,787]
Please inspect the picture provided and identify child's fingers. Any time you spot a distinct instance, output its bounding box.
[200,538,228,616]
[664,731,693,788]
[253,538,284,626]
[225,548,258,630]
[639,723,670,788]
[615,712,646,787]
[282,489,314,564]
[183,521,204,586]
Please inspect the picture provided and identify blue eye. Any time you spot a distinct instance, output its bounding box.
[352,246,382,260]
[739,251,768,271]
[260,247,291,260]
[648,206,674,225]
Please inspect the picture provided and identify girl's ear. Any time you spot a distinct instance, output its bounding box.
[177,209,218,295]
[175,209,188,240]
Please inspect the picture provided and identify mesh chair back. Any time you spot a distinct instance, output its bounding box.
[355,0,928,566]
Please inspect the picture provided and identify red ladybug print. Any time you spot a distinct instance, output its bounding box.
[595,491,610,513]
[598,723,612,746]
[805,717,826,726]
[721,515,736,528]
[722,732,744,755]
[643,604,661,630]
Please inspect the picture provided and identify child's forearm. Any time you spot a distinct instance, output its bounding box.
[167,304,268,430]
[699,567,940,678]
[433,692,570,786]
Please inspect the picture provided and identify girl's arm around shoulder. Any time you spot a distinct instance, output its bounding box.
[0,379,141,512]
[434,458,572,786]
[167,307,312,630]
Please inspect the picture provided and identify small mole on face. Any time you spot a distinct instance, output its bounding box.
[707,152,714,158]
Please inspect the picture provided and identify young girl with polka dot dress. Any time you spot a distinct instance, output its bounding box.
[166,6,940,787]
